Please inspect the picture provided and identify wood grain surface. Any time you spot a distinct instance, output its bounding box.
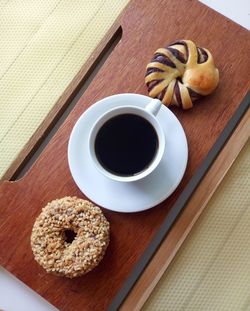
[0,0,250,310]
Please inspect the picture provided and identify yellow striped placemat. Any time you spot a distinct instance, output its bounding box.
[0,0,129,178]
[144,140,250,310]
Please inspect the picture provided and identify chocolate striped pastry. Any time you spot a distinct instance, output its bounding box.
[145,40,219,109]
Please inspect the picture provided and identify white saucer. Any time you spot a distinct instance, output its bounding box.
[68,94,188,213]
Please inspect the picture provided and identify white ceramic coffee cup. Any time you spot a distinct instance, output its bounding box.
[89,97,165,182]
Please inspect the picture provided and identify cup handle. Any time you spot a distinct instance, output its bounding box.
[145,98,162,116]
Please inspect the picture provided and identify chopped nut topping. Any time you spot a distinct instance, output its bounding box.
[31,197,110,278]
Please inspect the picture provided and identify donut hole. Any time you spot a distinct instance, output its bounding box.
[64,229,77,244]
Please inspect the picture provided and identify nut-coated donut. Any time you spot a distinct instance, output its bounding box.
[31,197,110,278]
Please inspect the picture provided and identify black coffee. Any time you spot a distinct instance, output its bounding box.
[94,114,158,176]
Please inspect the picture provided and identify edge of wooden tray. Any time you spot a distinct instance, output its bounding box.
[1,9,127,181]
[110,91,250,311]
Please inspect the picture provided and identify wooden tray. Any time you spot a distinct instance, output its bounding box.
[0,0,249,310]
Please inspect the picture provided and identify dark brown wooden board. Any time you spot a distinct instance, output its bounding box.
[0,0,250,310]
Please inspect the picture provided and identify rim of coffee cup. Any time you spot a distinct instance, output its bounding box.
[88,105,165,182]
